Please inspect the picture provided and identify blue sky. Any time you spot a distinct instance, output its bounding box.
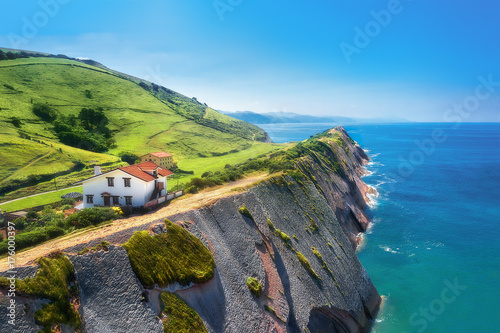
[1,0,499,121]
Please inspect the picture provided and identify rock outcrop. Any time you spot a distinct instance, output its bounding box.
[0,126,380,332]
[70,245,162,333]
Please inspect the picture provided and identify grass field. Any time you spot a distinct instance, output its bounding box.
[0,55,281,209]
[0,187,83,212]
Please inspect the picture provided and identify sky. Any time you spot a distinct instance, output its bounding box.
[1,0,499,122]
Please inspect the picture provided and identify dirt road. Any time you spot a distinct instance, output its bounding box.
[0,173,269,271]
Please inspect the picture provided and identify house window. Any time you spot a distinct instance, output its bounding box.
[112,196,119,206]
[107,177,114,187]
[123,178,131,187]
[125,196,132,205]
[86,195,94,204]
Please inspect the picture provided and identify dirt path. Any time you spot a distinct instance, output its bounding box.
[0,173,269,271]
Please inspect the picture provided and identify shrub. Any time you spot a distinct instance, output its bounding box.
[246,277,263,297]
[274,229,290,243]
[60,198,76,206]
[311,247,322,260]
[160,291,207,333]
[65,207,116,229]
[13,217,28,230]
[0,226,65,254]
[295,251,320,280]
[90,241,110,252]
[10,117,22,128]
[264,305,286,322]
[32,103,57,122]
[26,210,40,219]
[309,217,319,232]
[238,206,253,220]
[77,247,89,255]
[266,218,275,230]
[123,219,215,287]
[61,204,74,211]
[119,152,140,165]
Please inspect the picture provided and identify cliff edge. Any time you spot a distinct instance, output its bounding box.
[0,126,380,333]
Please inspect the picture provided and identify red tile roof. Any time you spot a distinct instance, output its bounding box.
[148,152,172,158]
[119,162,173,182]
[74,162,173,184]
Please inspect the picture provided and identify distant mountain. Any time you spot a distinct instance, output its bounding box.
[221,110,409,125]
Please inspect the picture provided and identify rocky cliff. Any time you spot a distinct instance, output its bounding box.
[0,126,380,333]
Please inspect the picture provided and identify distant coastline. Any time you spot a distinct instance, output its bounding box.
[221,110,409,125]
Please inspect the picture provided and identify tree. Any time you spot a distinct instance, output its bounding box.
[10,117,22,128]
[119,152,140,165]
[32,103,57,122]
[78,107,107,130]
[0,50,6,61]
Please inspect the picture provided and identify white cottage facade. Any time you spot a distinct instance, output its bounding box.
[76,162,173,209]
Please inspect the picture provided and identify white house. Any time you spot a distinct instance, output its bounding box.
[75,161,173,209]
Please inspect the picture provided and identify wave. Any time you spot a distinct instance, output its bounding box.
[379,245,401,254]
[367,192,380,208]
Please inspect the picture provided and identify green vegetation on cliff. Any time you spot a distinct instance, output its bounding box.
[123,219,215,286]
[160,291,208,333]
[246,277,263,297]
[0,251,81,331]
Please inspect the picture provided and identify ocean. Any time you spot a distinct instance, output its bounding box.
[259,122,500,333]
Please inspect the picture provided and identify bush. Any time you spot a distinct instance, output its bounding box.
[295,251,319,280]
[274,229,290,243]
[238,206,253,220]
[32,103,57,122]
[60,198,76,206]
[246,277,262,297]
[26,210,40,219]
[119,152,140,165]
[65,207,116,229]
[0,226,65,254]
[266,218,275,230]
[13,217,28,230]
[61,204,74,211]
[10,117,22,128]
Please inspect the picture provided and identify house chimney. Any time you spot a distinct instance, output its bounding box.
[94,165,101,176]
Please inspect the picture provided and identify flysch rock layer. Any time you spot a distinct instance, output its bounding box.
[70,245,162,333]
[0,126,380,332]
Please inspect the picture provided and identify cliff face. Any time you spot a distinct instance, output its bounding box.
[0,126,380,333]
[296,126,374,248]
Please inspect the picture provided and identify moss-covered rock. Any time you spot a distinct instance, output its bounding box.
[0,251,81,331]
[160,291,208,333]
[123,219,215,287]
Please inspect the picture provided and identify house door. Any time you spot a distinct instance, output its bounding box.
[103,196,110,207]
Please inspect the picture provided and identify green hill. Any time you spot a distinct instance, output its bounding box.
[0,52,278,203]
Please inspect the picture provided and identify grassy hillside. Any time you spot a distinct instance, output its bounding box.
[0,54,279,206]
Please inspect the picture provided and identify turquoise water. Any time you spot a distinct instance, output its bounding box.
[260,123,500,332]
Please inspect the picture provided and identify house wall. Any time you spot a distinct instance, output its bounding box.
[141,154,174,169]
[82,170,150,209]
